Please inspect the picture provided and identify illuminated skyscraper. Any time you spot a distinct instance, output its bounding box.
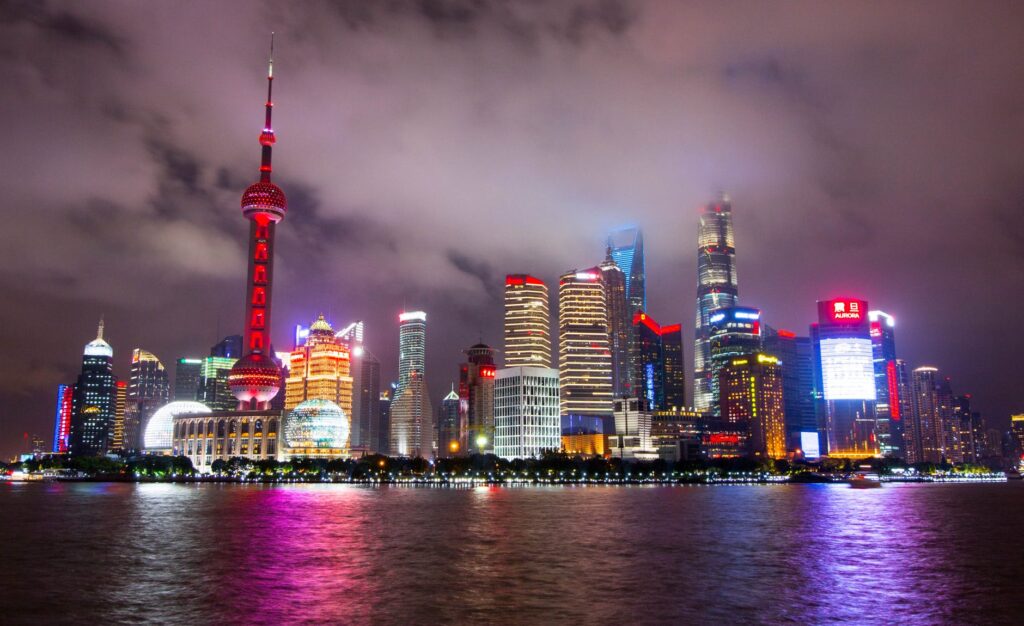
[599,253,631,396]
[494,367,561,460]
[68,319,117,456]
[708,306,762,416]
[111,381,128,452]
[284,315,354,436]
[558,268,613,421]
[660,324,686,410]
[437,386,461,457]
[868,311,903,457]
[460,343,497,454]
[694,196,739,411]
[228,37,286,410]
[52,384,73,453]
[763,329,815,452]
[812,298,878,458]
[174,358,202,401]
[351,345,380,451]
[199,356,237,411]
[909,367,949,464]
[391,312,433,457]
[719,353,786,460]
[608,228,646,314]
[503,275,551,368]
[632,311,665,411]
[125,349,170,453]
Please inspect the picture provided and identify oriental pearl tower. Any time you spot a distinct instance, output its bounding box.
[228,35,286,410]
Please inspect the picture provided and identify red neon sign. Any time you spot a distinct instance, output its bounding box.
[708,434,739,445]
[886,360,900,420]
[827,298,866,322]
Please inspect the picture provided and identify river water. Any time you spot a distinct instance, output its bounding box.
[1,482,1022,624]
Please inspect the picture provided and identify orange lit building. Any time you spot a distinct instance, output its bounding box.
[719,353,786,460]
[284,315,353,445]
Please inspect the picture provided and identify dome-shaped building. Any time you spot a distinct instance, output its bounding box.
[284,399,350,458]
[144,401,211,452]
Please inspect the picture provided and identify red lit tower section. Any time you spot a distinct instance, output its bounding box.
[229,37,287,410]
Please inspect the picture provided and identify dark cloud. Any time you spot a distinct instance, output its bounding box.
[2,0,1024,457]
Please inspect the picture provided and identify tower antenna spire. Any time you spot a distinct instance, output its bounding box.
[97,315,105,340]
[259,32,277,183]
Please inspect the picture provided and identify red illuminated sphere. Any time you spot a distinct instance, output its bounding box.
[241,181,287,222]
[228,352,281,405]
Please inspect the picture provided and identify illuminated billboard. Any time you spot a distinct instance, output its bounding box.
[801,431,821,459]
[823,298,868,324]
[820,337,876,400]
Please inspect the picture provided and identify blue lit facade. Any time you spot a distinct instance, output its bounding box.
[708,306,762,416]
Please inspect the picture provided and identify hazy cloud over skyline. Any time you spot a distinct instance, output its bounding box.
[2,0,1023,457]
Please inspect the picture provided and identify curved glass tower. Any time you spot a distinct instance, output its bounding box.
[694,195,738,411]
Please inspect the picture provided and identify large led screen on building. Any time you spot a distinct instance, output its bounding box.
[819,337,876,400]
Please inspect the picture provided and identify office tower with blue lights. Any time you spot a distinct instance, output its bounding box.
[558,268,614,423]
[599,252,631,397]
[68,319,118,456]
[608,228,646,314]
[812,298,878,458]
[763,328,816,453]
[632,312,666,411]
[390,312,434,458]
[437,386,461,456]
[694,196,739,412]
[708,306,762,416]
[867,310,904,457]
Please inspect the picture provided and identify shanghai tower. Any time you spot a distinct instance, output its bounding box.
[228,36,287,410]
[693,195,738,411]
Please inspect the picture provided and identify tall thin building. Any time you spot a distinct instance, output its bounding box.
[228,37,286,411]
[910,367,948,464]
[378,388,393,455]
[632,311,665,412]
[68,319,117,456]
[111,381,128,452]
[558,268,613,422]
[660,324,686,410]
[390,312,434,457]
[503,275,551,368]
[868,311,903,458]
[694,196,739,411]
[460,343,497,454]
[599,252,631,396]
[437,386,461,456]
[125,349,169,453]
[351,346,381,451]
[52,384,73,454]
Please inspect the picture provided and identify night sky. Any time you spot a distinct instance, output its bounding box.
[2,1,1023,459]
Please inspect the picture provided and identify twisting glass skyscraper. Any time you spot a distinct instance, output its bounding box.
[694,195,738,411]
[608,228,646,313]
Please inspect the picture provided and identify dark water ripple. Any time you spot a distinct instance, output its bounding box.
[1,482,1022,625]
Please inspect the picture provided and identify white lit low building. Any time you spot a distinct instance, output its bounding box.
[172,409,283,472]
[494,366,561,460]
[608,397,659,460]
